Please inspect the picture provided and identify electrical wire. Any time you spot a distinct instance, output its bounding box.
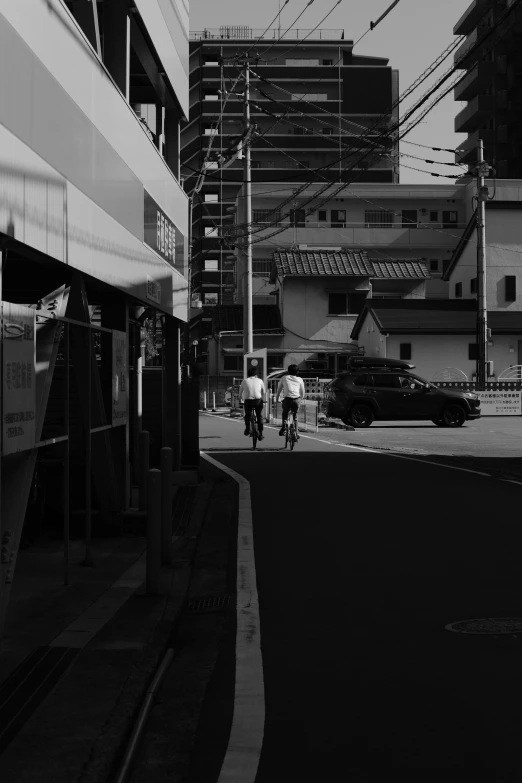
[263,0,344,62]
[257,0,317,58]
[242,0,292,59]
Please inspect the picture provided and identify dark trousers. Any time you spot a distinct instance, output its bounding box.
[244,399,264,432]
[281,396,299,423]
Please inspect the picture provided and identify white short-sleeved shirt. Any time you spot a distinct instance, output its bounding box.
[239,377,265,400]
[277,374,305,399]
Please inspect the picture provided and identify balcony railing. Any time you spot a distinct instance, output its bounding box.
[249,221,467,230]
[191,28,344,41]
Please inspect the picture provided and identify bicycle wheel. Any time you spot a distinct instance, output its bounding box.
[284,419,289,449]
[251,411,258,449]
[289,417,296,450]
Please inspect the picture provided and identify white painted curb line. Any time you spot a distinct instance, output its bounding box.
[200,452,265,783]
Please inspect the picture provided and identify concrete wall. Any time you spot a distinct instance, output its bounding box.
[449,209,522,310]
[360,331,520,381]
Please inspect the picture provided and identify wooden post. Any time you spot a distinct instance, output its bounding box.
[138,430,149,512]
[146,468,162,595]
[160,447,173,564]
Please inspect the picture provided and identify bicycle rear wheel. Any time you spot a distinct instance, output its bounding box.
[289,417,296,450]
[251,411,258,449]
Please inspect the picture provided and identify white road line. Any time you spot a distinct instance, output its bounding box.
[200,452,264,783]
[202,413,503,481]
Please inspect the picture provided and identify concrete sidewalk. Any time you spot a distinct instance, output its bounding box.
[0,469,222,782]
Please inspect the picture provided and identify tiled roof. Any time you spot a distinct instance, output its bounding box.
[370,259,430,279]
[351,300,522,339]
[272,251,430,279]
[210,305,284,334]
[273,251,373,276]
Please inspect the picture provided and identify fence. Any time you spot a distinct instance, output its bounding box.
[432,381,522,391]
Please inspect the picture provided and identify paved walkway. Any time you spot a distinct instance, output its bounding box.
[198,412,522,781]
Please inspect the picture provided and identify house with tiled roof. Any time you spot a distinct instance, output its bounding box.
[268,250,432,374]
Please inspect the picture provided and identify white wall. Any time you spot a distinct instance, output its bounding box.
[449,209,522,310]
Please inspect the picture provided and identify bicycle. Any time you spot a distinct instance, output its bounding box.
[249,406,259,450]
[284,409,299,450]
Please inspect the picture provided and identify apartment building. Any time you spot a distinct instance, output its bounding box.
[235,181,468,304]
[454,0,522,176]
[182,26,400,311]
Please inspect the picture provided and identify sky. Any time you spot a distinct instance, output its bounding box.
[190,0,472,184]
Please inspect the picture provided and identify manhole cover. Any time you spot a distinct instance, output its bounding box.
[445,618,522,635]
[187,595,231,613]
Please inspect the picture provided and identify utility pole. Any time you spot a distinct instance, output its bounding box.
[475,139,490,388]
[242,61,254,355]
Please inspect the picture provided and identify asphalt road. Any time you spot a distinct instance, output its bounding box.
[196,413,522,781]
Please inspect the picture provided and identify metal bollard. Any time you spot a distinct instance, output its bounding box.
[146,469,162,595]
[202,391,207,410]
[138,430,150,512]
[160,447,173,565]
[212,392,216,412]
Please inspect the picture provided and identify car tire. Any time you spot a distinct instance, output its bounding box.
[349,404,374,428]
[432,418,445,427]
[441,404,466,428]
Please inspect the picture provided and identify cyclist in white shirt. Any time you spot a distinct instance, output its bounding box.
[276,364,305,436]
[239,367,265,440]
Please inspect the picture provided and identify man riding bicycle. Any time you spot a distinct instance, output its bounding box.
[277,364,305,437]
[239,366,265,441]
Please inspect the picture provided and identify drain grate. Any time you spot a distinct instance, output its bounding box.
[187,595,231,613]
[445,618,522,635]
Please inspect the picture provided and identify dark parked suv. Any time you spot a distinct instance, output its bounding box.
[325,358,481,428]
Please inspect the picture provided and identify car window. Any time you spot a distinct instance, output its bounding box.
[369,374,400,388]
[399,375,425,390]
[352,374,369,386]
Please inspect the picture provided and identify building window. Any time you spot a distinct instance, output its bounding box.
[203,125,217,136]
[470,277,477,294]
[455,281,462,298]
[204,293,219,305]
[223,355,241,371]
[322,127,334,135]
[253,260,272,275]
[328,293,354,315]
[442,210,458,228]
[204,92,220,101]
[297,161,310,169]
[365,210,394,227]
[291,93,327,101]
[204,193,219,202]
[429,211,438,222]
[290,209,306,227]
[268,354,284,368]
[318,210,327,221]
[204,259,219,270]
[293,127,305,135]
[399,343,412,361]
[505,275,516,301]
[203,58,219,66]
[204,226,218,237]
[253,209,281,224]
[468,343,478,360]
[251,161,261,169]
[331,209,346,228]
[402,210,418,228]
[429,260,439,272]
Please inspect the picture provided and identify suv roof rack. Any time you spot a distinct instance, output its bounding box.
[346,357,416,371]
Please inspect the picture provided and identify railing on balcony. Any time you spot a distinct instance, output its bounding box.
[191,28,344,41]
[248,221,467,230]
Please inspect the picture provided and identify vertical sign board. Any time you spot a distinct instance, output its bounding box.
[112,330,128,426]
[2,303,36,454]
[144,190,185,276]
